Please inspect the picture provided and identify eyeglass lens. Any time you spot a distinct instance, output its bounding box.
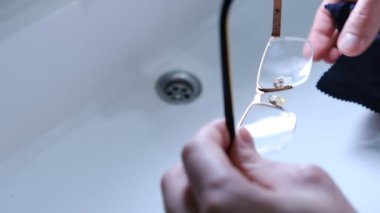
[258,38,313,91]
[239,38,313,153]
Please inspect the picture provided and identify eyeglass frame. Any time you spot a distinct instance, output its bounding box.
[237,36,313,127]
[219,0,312,145]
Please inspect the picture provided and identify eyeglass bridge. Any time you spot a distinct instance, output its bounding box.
[259,76,293,108]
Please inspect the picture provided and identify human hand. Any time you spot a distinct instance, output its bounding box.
[161,119,355,212]
[308,0,380,63]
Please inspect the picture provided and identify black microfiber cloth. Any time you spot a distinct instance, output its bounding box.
[316,2,380,113]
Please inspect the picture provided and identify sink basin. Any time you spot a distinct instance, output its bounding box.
[0,0,379,212]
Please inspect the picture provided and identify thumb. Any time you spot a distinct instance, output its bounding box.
[229,128,262,174]
[337,0,380,56]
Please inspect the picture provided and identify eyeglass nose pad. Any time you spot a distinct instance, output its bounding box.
[269,95,286,107]
[273,76,292,88]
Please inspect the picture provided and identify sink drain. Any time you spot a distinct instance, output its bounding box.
[156,71,202,104]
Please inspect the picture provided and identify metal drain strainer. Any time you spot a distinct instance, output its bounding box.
[156,71,202,104]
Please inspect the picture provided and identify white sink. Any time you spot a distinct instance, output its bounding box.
[0,0,379,212]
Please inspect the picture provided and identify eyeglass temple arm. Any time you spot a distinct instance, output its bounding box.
[219,0,282,143]
[272,0,282,37]
[220,0,235,142]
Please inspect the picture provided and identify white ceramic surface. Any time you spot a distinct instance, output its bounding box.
[1,0,380,212]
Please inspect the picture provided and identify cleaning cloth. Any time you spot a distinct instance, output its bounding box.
[316,2,380,113]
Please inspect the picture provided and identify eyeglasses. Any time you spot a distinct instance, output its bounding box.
[220,0,313,153]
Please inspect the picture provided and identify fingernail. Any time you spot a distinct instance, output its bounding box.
[338,33,361,55]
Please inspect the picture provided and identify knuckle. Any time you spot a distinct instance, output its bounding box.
[199,176,233,212]
[207,175,230,191]
[353,5,371,21]
[298,164,328,184]
[181,141,195,161]
[347,5,375,36]
[200,188,227,213]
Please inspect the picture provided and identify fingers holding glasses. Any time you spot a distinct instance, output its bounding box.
[337,0,380,56]
[308,0,341,62]
[229,128,263,179]
[229,128,325,190]
[181,119,234,194]
[181,120,258,202]
[322,30,342,63]
[309,0,380,61]
[161,119,231,213]
[167,120,269,212]
[161,119,355,212]
[161,164,197,213]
